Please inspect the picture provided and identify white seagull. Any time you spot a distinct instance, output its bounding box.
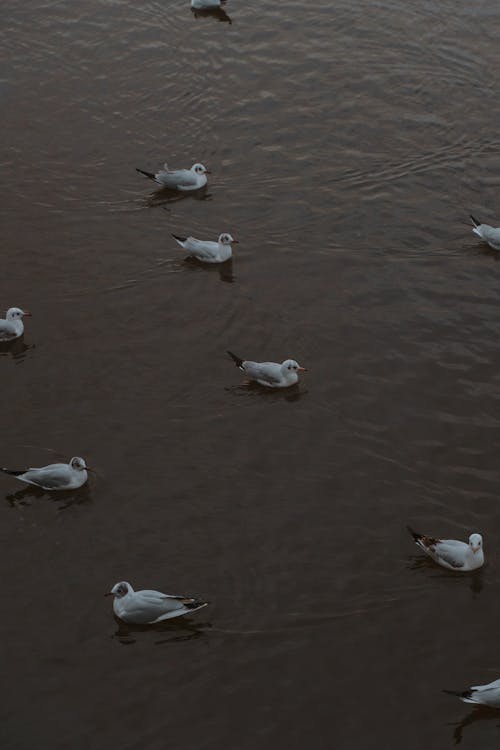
[106,581,208,624]
[444,679,500,707]
[191,0,224,8]
[172,233,237,263]
[136,162,209,191]
[0,457,89,490]
[0,307,31,341]
[470,215,500,250]
[227,351,307,388]
[407,526,484,571]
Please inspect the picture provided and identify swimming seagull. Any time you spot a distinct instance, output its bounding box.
[227,351,307,388]
[444,679,500,707]
[172,233,237,263]
[0,307,31,341]
[0,457,89,490]
[191,0,225,8]
[106,581,208,624]
[136,162,210,191]
[470,215,500,250]
[407,526,484,571]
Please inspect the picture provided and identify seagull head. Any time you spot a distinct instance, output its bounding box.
[218,233,237,245]
[469,533,483,554]
[281,359,307,374]
[6,307,31,320]
[106,581,132,598]
[70,456,88,472]
[191,163,210,175]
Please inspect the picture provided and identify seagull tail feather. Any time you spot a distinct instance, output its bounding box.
[136,168,156,180]
[172,234,187,244]
[443,689,471,699]
[0,468,25,476]
[406,525,422,543]
[227,350,244,369]
[470,214,481,227]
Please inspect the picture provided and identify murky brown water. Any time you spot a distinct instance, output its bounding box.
[2,0,500,747]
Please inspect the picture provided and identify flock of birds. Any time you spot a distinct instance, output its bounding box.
[2,157,500,703]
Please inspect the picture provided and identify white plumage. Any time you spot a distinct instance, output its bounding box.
[470,215,500,250]
[0,307,31,341]
[445,678,500,707]
[136,162,209,191]
[227,351,307,388]
[407,526,484,571]
[107,581,208,624]
[0,457,89,491]
[172,232,237,263]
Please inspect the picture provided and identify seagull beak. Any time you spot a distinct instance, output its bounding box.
[104,592,114,597]
[298,367,308,372]
[204,170,211,174]
[232,240,239,244]
[22,311,32,317]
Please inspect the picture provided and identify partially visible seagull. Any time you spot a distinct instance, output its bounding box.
[106,581,208,624]
[136,162,210,191]
[470,215,500,250]
[172,233,237,263]
[192,0,225,8]
[0,307,31,341]
[0,457,89,490]
[444,679,500,707]
[227,351,307,388]
[407,526,484,571]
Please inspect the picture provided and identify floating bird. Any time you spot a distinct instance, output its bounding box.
[106,581,208,624]
[136,162,209,191]
[0,457,89,490]
[227,351,307,388]
[470,215,500,250]
[444,679,500,707]
[407,526,484,571]
[191,0,225,8]
[172,233,237,263]
[0,308,31,341]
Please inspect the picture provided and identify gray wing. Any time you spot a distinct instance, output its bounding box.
[23,464,71,489]
[137,590,185,616]
[477,224,500,248]
[433,540,468,568]
[0,320,17,339]
[156,168,196,188]
[243,361,282,384]
[185,238,219,260]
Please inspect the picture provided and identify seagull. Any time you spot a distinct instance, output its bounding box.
[444,679,500,708]
[407,526,484,571]
[172,233,237,263]
[106,581,208,624]
[136,162,210,191]
[470,215,500,250]
[0,307,31,341]
[0,457,89,490]
[227,351,307,388]
[191,0,225,8]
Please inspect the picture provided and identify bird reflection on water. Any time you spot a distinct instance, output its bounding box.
[451,705,500,745]
[146,185,211,209]
[5,482,93,511]
[112,616,212,646]
[0,338,32,362]
[191,7,232,23]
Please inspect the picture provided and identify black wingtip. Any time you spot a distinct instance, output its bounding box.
[470,214,480,227]
[172,234,187,242]
[136,167,156,180]
[227,350,243,368]
[186,599,209,610]
[406,525,422,542]
[443,689,469,698]
[0,468,24,476]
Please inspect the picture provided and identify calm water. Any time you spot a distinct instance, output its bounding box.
[2,0,500,747]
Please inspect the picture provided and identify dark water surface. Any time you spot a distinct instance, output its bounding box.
[2,0,500,747]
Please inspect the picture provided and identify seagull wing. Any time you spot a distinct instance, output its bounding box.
[156,168,197,188]
[22,463,71,489]
[433,539,469,569]
[243,361,282,385]
[0,320,17,339]
[185,239,219,260]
